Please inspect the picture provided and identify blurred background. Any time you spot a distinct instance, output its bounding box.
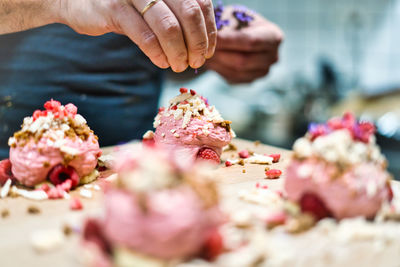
[160,0,400,178]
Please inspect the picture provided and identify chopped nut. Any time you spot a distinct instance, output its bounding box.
[242,169,246,173]
[238,159,245,166]
[1,209,9,218]
[27,206,41,215]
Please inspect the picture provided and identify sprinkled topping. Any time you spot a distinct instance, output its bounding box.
[214,1,230,30]
[294,113,386,166]
[155,89,234,135]
[9,100,95,148]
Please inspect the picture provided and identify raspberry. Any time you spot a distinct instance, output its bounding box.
[47,164,80,188]
[0,159,13,186]
[265,169,282,179]
[238,150,250,159]
[190,89,197,96]
[300,193,332,221]
[202,229,223,261]
[64,103,78,116]
[268,154,280,163]
[225,160,232,167]
[83,219,112,254]
[180,87,188,94]
[70,197,83,210]
[44,99,61,112]
[197,148,220,164]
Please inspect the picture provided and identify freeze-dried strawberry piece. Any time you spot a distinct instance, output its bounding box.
[266,212,287,228]
[190,89,197,96]
[265,169,282,179]
[180,87,188,94]
[197,148,220,164]
[64,103,78,117]
[44,99,61,112]
[238,150,250,159]
[0,159,13,186]
[142,138,155,148]
[70,197,83,210]
[48,164,80,188]
[300,193,332,221]
[269,154,281,163]
[202,229,224,261]
[225,160,232,167]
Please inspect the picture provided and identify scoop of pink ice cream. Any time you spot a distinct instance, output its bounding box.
[10,135,100,187]
[8,100,101,187]
[152,90,233,164]
[285,158,391,219]
[154,116,231,163]
[285,113,392,220]
[103,186,223,259]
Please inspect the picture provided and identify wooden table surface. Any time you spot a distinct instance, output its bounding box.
[0,139,397,267]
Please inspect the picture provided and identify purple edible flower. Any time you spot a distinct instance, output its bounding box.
[232,5,254,30]
[214,1,230,30]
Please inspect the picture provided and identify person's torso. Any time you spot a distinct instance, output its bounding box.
[0,24,163,158]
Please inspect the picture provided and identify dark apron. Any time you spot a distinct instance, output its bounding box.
[0,24,163,158]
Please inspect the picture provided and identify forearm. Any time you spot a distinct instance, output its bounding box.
[0,0,60,34]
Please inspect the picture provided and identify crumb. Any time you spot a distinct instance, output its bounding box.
[238,159,245,166]
[242,169,246,173]
[27,206,41,215]
[254,140,261,146]
[43,161,50,168]
[225,143,237,151]
[265,167,270,171]
[1,209,9,218]
[63,224,73,236]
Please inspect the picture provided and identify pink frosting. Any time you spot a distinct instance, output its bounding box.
[102,186,224,260]
[9,135,100,187]
[285,158,391,219]
[154,116,231,162]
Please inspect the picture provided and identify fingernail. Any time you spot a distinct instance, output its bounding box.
[191,58,205,69]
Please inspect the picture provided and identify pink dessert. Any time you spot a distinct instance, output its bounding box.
[6,100,101,188]
[82,146,225,266]
[285,113,393,220]
[144,88,235,164]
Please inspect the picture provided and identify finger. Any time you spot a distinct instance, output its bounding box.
[197,0,217,59]
[114,4,169,69]
[217,22,284,52]
[163,0,208,69]
[211,50,278,71]
[206,60,269,84]
[132,0,188,72]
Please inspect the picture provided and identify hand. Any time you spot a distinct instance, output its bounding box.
[206,6,283,84]
[58,0,217,72]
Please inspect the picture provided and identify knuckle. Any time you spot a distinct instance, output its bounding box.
[191,40,208,54]
[105,0,123,11]
[181,0,202,21]
[159,15,180,36]
[175,50,188,62]
[197,0,212,9]
[140,30,158,48]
